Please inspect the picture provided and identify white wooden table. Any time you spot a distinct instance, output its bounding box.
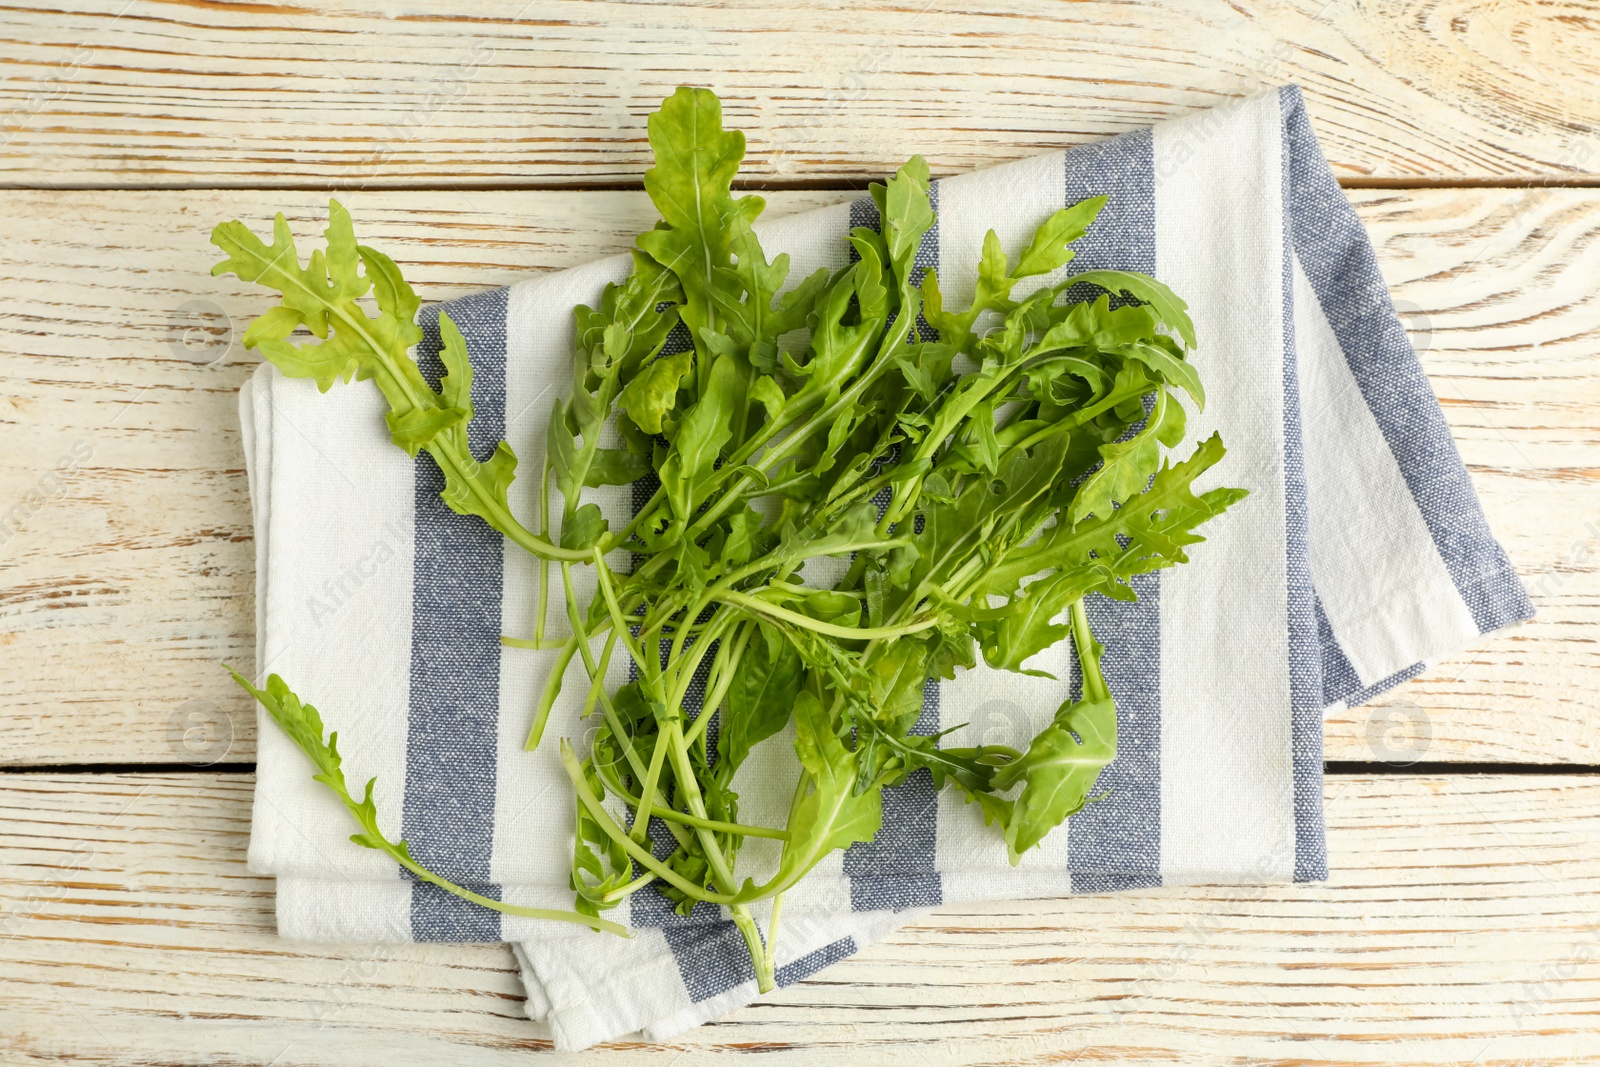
[3,4,1599,1064]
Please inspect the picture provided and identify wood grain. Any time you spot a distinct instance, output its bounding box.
[0,1,1597,188]
[2,186,1595,766]
[0,770,1596,1064]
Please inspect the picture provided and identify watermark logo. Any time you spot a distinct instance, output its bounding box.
[1364,699,1431,765]
[168,299,235,367]
[0,840,94,942]
[971,698,1030,751]
[302,519,409,628]
[1391,298,1434,358]
[0,440,94,549]
[169,698,235,767]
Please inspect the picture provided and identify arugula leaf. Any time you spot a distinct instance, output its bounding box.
[213,203,597,563]
[1066,269,1196,348]
[228,668,627,935]
[1014,197,1105,278]
[636,86,761,370]
[1070,389,1181,524]
[570,751,635,917]
[719,621,803,772]
[737,691,882,900]
[659,355,738,523]
[620,348,693,434]
[995,695,1117,862]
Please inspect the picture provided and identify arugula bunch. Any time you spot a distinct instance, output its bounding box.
[216,87,1244,990]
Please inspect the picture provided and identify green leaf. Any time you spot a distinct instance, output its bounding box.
[439,439,521,526]
[721,506,763,567]
[1034,294,1162,356]
[620,348,693,434]
[773,502,891,569]
[865,637,933,736]
[969,398,1000,474]
[636,86,761,354]
[720,621,804,771]
[995,696,1116,862]
[739,691,882,899]
[659,354,738,523]
[215,202,593,562]
[560,502,608,550]
[881,155,936,283]
[590,250,683,377]
[1070,390,1179,524]
[748,374,786,423]
[714,228,789,348]
[977,432,1247,600]
[1120,340,1205,410]
[231,669,627,934]
[570,750,634,915]
[1066,269,1196,348]
[1013,197,1106,278]
[384,308,474,456]
[584,448,650,488]
[972,570,1090,676]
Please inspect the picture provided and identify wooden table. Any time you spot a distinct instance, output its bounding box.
[3,3,1598,1063]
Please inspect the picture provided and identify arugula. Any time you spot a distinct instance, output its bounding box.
[219,86,1244,993]
[229,668,626,936]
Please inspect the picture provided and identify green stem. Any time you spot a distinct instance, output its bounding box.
[581,629,619,720]
[525,630,584,751]
[599,867,656,904]
[426,442,599,562]
[592,548,659,689]
[733,908,774,993]
[389,844,627,936]
[684,622,751,749]
[501,635,577,651]
[630,726,672,845]
[536,451,553,644]
[763,890,786,989]
[590,754,787,840]
[1070,598,1110,704]
[714,589,940,640]
[559,741,739,905]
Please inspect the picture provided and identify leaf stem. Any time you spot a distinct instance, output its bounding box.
[713,589,940,640]
[559,741,739,905]
[1070,598,1110,705]
[390,844,628,936]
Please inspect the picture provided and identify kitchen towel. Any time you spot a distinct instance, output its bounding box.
[238,84,1532,1049]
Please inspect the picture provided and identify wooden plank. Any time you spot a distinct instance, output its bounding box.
[2,770,1599,1064]
[0,1,1597,187]
[1,186,1595,766]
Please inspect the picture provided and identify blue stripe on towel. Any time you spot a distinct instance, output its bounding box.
[1315,596,1426,709]
[1278,85,1532,639]
[1061,128,1165,894]
[776,937,858,987]
[841,188,944,912]
[661,923,757,1003]
[1278,89,1328,882]
[845,679,943,910]
[405,287,509,941]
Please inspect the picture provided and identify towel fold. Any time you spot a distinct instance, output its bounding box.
[241,84,1531,1050]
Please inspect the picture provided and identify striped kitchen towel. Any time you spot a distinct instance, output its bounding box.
[238,85,1532,1050]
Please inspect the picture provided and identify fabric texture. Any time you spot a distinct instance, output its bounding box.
[239,85,1532,1050]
